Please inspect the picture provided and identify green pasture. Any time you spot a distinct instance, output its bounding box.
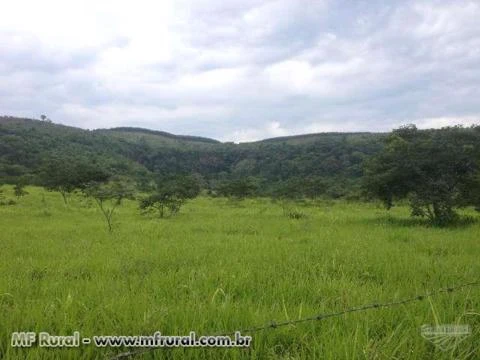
[0,187,479,359]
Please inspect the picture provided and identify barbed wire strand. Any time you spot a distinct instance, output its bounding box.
[109,280,480,360]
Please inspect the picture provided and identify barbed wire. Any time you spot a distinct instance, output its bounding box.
[110,280,480,359]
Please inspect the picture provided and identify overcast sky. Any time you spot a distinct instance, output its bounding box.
[1,0,479,142]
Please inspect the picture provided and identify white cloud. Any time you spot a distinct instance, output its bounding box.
[58,103,231,131]
[264,60,314,93]
[224,121,289,143]
[413,115,480,129]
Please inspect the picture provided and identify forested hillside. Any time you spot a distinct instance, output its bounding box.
[2,116,478,199]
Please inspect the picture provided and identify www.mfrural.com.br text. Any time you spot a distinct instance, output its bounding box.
[11,331,252,348]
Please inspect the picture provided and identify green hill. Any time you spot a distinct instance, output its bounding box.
[95,127,220,149]
[6,116,475,199]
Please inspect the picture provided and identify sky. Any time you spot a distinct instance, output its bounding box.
[1,0,479,142]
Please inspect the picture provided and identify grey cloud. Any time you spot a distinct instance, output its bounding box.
[0,34,97,73]
[1,0,479,141]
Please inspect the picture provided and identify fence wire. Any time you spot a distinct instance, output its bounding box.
[110,280,480,359]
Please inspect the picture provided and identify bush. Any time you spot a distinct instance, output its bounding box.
[282,203,307,219]
[0,199,17,206]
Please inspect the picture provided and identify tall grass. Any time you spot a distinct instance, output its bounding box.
[0,187,479,359]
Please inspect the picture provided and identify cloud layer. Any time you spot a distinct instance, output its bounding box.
[1,0,479,141]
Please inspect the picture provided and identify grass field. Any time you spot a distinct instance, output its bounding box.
[0,186,479,359]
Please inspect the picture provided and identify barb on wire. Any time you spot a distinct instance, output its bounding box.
[109,280,480,360]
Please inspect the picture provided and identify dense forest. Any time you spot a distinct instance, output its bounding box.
[1,116,479,202]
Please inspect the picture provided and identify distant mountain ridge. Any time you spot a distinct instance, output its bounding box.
[2,115,477,199]
[0,115,384,144]
[100,127,221,144]
[0,116,386,198]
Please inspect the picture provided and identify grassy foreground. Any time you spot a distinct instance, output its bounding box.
[0,187,479,359]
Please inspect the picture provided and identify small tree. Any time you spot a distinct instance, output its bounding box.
[139,191,184,218]
[13,182,28,199]
[83,179,135,232]
[139,175,200,218]
[40,114,52,123]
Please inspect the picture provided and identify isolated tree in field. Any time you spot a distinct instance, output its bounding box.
[40,158,109,204]
[139,175,200,218]
[139,191,184,218]
[364,125,480,225]
[83,179,135,232]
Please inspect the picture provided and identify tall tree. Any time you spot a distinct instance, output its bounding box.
[364,125,480,225]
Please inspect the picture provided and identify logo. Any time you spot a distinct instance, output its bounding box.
[420,324,471,351]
